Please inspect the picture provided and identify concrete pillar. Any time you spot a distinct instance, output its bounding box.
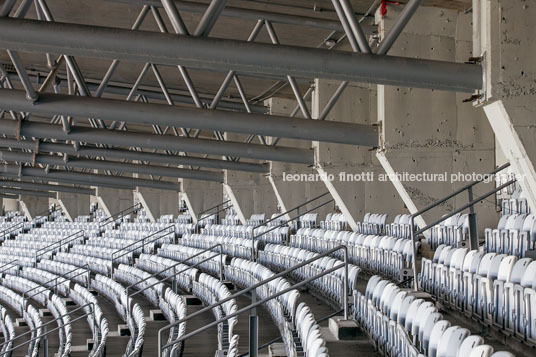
[312,79,374,229]
[375,4,497,232]
[267,97,330,221]
[134,186,179,223]
[19,195,50,220]
[480,0,536,213]
[223,167,276,221]
[181,179,223,219]
[94,186,134,218]
[55,192,90,221]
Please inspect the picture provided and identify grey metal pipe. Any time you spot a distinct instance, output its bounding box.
[0,89,377,147]
[376,0,423,55]
[0,119,313,165]
[0,164,182,191]
[0,186,56,198]
[105,0,375,34]
[193,0,228,37]
[0,138,269,173]
[0,17,482,92]
[0,179,95,195]
[338,0,371,53]
[0,149,223,182]
[0,193,17,199]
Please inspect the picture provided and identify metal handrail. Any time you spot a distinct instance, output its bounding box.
[157,244,350,357]
[98,201,142,228]
[0,303,95,355]
[237,308,344,357]
[255,191,330,230]
[110,225,175,276]
[125,244,224,303]
[197,199,231,217]
[0,259,18,274]
[34,229,85,261]
[408,177,517,291]
[0,205,61,240]
[23,265,90,300]
[197,204,233,226]
[250,192,334,260]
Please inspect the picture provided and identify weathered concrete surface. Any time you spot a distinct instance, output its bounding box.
[94,186,134,218]
[19,195,50,220]
[55,191,90,221]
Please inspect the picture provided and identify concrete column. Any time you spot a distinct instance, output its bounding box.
[223,131,277,220]
[181,179,223,218]
[134,186,180,223]
[55,192,90,222]
[268,97,329,220]
[312,79,374,229]
[19,195,50,220]
[480,1,536,213]
[375,4,497,232]
[94,186,134,218]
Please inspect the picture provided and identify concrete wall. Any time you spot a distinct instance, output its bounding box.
[19,195,50,220]
[376,5,497,232]
[267,97,330,220]
[55,192,90,221]
[1,198,19,212]
[134,186,179,222]
[94,186,134,218]
[181,179,223,218]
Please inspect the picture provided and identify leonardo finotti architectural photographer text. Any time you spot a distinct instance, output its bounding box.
[282,171,525,184]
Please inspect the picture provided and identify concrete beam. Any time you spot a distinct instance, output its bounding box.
[223,184,247,225]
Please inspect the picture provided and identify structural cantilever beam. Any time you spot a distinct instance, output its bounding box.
[0,120,314,165]
[0,138,269,173]
[0,186,56,198]
[0,89,378,147]
[0,164,182,191]
[0,178,95,195]
[0,149,224,182]
[0,18,482,92]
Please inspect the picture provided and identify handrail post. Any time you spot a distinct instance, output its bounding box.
[409,215,419,291]
[467,186,479,249]
[157,245,351,356]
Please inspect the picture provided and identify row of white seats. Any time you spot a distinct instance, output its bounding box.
[246,213,265,226]
[158,244,224,278]
[174,213,193,224]
[91,274,145,356]
[321,212,348,231]
[225,257,328,357]
[484,214,536,257]
[0,253,34,267]
[259,244,360,307]
[193,273,239,355]
[180,234,256,260]
[289,230,416,281]
[385,214,416,239]
[429,213,470,249]
[136,254,198,293]
[55,252,111,276]
[70,283,109,357]
[114,264,164,306]
[202,224,291,245]
[299,213,318,228]
[70,244,132,264]
[160,287,187,357]
[0,306,15,357]
[0,286,42,357]
[0,247,53,260]
[501,198,530,216]
[355,275,515,357]
[86,237,155,254]
[37,260,89,286]
[2,274,71,357]
[419,245,536,344]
